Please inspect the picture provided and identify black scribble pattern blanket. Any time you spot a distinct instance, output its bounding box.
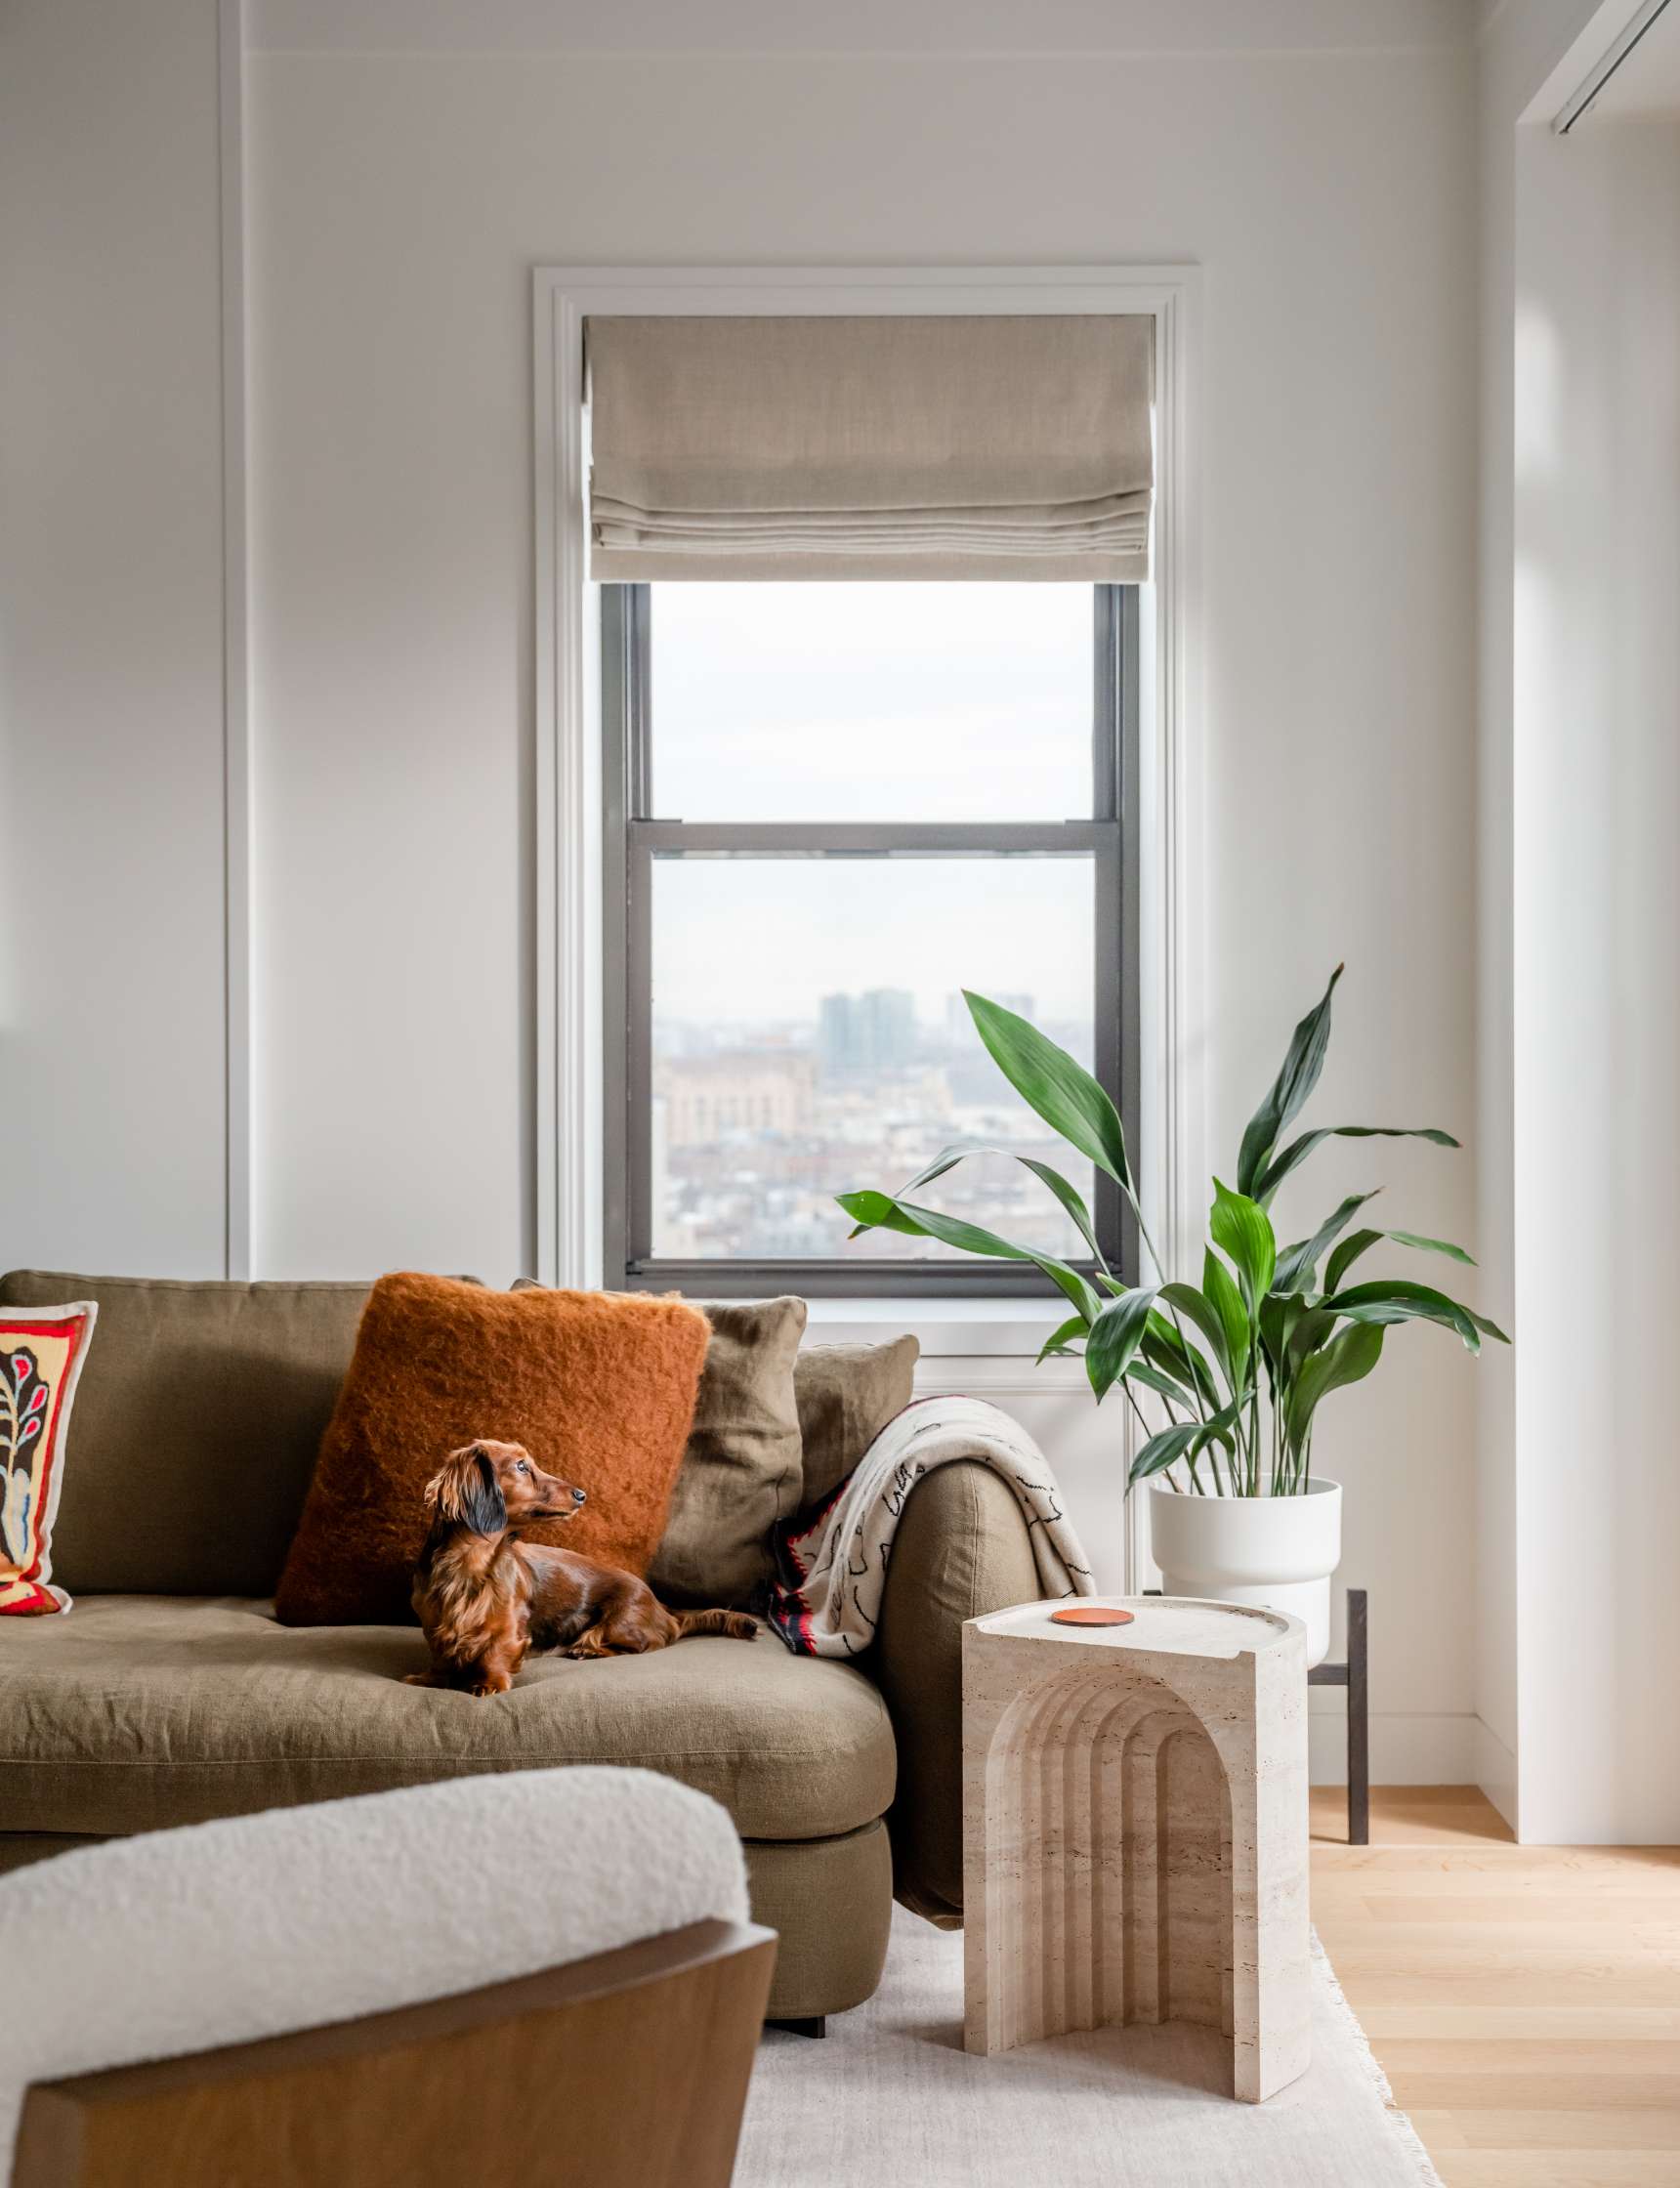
[768,1396,1096,1657]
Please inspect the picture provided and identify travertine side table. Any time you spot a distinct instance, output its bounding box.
[962,1596,1311,2103]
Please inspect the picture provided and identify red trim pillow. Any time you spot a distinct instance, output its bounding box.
[1,1301,98,1615]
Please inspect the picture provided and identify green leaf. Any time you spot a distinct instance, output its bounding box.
[833,1191,1101,1322]
[1086,1286,1158,1403]
[1128,1422,1203,1487]
[1258,1290,1294,1376]
[1200,1250,1250,1381]
[1388,1230,1474,1265]
[964,990,1131,1188]
[1036,1313,1088,1366]
[1284,1303,1339,1372]
[1283,1322,1386,1452]
[1254,1124,1459,1208]
[1466,1307,1513,1346]
[1125,1360,1196,1408]
[1237,966,1343,1197]
[1143,1320,1221,1410]
[1159,1281,1234,1385]
[1323,1225,1473,1296]
[1321,1277,1482,1352]
[1129,1389,1250,1487]
[1323,1227,1384,1297]
[901,1142,1107,1268]
[1273,1191,1380,1295]
[1209,1179,1277,1308]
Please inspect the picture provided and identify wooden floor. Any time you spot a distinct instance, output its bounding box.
[1311,1786,1680,2187]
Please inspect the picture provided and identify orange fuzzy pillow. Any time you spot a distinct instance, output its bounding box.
[274,1275,710,1626]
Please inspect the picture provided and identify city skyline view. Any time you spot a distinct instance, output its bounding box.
[651,984,1097,1263]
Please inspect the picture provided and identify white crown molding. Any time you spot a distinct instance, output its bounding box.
[251,0,1472,56]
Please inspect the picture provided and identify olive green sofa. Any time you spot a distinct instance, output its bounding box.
[0,1272,1041,2024]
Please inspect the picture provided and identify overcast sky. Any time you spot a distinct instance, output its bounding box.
[649,583,1098,1028]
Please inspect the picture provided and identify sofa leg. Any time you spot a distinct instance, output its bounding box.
[767,2015,826,2039]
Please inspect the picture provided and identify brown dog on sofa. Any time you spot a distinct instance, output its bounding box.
[407,1440,756,1697]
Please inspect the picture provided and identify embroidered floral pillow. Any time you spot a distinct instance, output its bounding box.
[1,1301,97,1614]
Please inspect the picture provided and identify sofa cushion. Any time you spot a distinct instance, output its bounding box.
[275,1277,711,1626]
[0,1596,895,1843]
[793,1337,920,1508]
[648,1297,808,1608]
[0,1273,376,1598]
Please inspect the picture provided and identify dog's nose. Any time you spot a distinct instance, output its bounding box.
[572,1487,587,1504]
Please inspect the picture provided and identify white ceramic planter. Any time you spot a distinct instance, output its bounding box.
[1147,1477,1343,1667]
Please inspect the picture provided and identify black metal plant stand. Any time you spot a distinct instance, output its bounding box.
[1145,1584,1368,1846]
[1308,1585,1369,1846]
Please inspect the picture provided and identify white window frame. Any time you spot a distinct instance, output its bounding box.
[532,265,1205,1384]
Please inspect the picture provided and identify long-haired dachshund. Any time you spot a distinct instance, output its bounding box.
[407,1439,756,1697]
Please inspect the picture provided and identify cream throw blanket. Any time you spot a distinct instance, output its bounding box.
[769,1395,1096,1657]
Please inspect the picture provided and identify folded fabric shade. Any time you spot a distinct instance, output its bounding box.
[587,314,1154,582]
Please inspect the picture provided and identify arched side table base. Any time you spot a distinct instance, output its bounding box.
[962,1597,1311,2104]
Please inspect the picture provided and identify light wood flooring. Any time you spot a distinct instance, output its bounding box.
[1311,1786,1680,2187]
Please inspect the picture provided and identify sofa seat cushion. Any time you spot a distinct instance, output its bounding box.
[0,1597,895,1843]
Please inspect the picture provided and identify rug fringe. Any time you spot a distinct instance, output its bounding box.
[1310,1929,1446,2188]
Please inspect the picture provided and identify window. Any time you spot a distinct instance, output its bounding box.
[603,581,1139,1295]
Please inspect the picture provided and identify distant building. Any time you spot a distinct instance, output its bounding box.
[945,990,1034,1043]
[658,1049,816,1148]
[819,989,917,1077]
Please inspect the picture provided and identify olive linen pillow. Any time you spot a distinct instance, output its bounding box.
[274,1275,710,1626]
[793,1335,920,1510]
[648,1297,809,1607]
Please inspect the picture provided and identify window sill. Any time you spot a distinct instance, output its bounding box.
[802,1294,1066,1360]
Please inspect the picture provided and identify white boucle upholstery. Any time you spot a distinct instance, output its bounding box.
[1,1766,749,2172]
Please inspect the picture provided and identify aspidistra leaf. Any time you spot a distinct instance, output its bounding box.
[1236,966,1343,1197]
[833,1190,1100,1322]
[1209,1180,1277,1308]
[1086,1286,1158,1403]
[900,1141,1107,1268]
[1321,1278,1482,1352]
[964,991,1131,1188]
[1254,1125,1459,1208]
[1283,1322,1386,1452]
[1158,1281,1233,1385]
[1273,1191,1380,1295]
[1036,1313,1089,1365]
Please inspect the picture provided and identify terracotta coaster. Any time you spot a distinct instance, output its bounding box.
[1049,1605,1136,1627]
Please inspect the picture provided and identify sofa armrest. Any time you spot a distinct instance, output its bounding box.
[873,1460,1041,1927]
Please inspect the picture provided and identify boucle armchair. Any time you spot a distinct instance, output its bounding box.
[6,1768,774,2188]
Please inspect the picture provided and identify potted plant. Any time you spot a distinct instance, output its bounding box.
[836,967,1507,1664]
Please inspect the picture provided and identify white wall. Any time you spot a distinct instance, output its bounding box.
[1509,113,1680,1841]
[1477,0,1680,1840]
[0,0,230,1278]
[4,0,1486,1785]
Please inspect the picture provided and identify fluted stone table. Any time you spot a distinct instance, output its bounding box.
[962,1596,1311,2102]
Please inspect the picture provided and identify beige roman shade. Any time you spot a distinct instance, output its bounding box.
[586,315,1154,582]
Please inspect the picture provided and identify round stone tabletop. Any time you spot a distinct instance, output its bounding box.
[973,1595,1301,1660]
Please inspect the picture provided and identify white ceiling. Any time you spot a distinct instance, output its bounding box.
[1579,0,1680,118]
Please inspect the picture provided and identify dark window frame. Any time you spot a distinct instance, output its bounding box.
[602,582,1141,1297]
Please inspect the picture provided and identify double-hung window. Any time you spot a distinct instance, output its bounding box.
[603,579,1140,1296]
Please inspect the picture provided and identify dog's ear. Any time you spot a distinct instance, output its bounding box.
[426,1445,507,1536]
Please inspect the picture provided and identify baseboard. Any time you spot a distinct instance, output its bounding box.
[1473,1715,1518,1829]
[1308,1704,1474,1786]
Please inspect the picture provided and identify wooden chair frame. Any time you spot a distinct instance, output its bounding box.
[14,1917,777,2188]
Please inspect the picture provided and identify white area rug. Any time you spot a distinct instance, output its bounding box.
[736,1910,1442,2188]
